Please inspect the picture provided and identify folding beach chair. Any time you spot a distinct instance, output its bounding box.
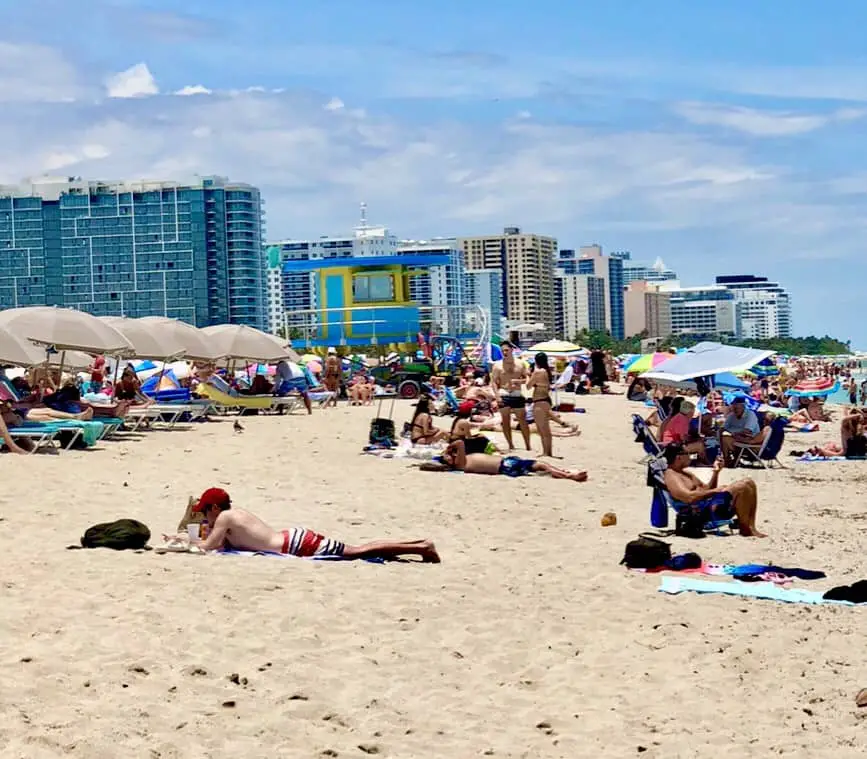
[647,456,734,536]
[8,426,65,453]
[632,413,663,459]
[732,417,787,469]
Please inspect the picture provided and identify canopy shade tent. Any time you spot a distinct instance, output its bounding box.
[99,316,186,360]
[201,324,297,363]
[644,371,749,393]
[527,339,586,357]
[0,306,133,354]
[0,326,47,367]
[641,342,775,389]
[134,317,225,362]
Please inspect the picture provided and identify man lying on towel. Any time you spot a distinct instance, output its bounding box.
[436,439,588,482]
[191,488,440,562]
[662,444,765,537]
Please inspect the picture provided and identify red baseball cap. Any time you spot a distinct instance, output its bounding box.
[193,487,231,512]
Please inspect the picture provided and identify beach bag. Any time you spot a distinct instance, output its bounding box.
[675,508,706,539]
[81,519,151,550]
[845,434,867,459]
[620,534,671,569]
[369,396,396,445]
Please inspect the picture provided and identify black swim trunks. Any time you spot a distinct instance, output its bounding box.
[500,395,526,409]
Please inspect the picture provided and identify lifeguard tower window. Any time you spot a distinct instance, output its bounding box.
[353,273,394,302]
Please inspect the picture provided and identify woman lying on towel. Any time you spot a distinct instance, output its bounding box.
[189,488,440,562]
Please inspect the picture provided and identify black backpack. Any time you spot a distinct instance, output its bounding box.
[80,519,151,550]
[620,534,671,569]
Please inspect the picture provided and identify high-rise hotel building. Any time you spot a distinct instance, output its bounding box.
[458,227,557,340]
[0,175,266,329]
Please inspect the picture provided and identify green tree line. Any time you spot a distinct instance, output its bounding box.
[573,329,851,356]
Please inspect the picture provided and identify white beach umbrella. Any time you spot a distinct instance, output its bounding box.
[99,316,186,360]
[134,317,225,362]
[0,326,46,367]
[201,324,297,363]
[0,306,133,354]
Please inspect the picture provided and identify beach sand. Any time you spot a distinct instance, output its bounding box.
[1,394,865,758]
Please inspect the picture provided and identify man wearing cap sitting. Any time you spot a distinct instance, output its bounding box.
[720,396,766,467]
[190,488,440,562]
[662,443,765,537]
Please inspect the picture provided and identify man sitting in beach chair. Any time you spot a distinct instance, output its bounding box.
[189,488,440,562]
[661,443,765,537]
[720,396,766,467]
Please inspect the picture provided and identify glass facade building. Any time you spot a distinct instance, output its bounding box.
[0,176,266,330]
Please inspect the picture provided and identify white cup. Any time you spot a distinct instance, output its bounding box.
[187,523,199,541]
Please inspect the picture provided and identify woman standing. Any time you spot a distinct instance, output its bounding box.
[527,352,554,458]
[323,348,342,407]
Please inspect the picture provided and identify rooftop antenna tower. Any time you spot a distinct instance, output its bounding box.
[359,201,368,228]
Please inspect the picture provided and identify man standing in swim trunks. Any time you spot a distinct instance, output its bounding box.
[191,488,440,561]
[491,341,531,451]
[662,444,765,537]
[440,440,587,482]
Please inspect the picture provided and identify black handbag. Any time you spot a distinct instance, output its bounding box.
[620,534,672,569]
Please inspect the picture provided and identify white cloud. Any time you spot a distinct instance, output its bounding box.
[324,97,345,111]
[675,101,866,136]
[174,84,212,96]
[105,63,159,98]
[0,43,86,102]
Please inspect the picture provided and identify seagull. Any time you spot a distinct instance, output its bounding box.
[233,420,244,433]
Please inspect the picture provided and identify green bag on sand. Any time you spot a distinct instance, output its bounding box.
[80,519,151,550]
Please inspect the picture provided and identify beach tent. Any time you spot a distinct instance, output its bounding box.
[141,369,182,394]
[641,342,774,391]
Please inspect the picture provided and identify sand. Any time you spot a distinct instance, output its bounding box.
[1,394,866,758]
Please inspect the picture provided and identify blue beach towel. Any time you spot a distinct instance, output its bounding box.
[658,576,856,605]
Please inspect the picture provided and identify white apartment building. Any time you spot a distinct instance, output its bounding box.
[715,275,792,339]
[659,283,736,336]
[554,271,607,340]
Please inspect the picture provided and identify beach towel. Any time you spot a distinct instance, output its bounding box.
[658,576,857,605]
[796,453,847,462]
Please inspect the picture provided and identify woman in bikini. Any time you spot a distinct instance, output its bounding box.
[526,352,554,457]
[409,395,447,445]
[449,410,502,455]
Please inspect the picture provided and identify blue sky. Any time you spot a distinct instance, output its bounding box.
[3,0,867,344]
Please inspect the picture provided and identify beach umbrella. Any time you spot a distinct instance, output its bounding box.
[786,378,840,398]
[749,358,780,378]
[44,349,97,371]
[0,326,46,367]
[0,306,132,354]
[623,352,672,374]
[641,342,775,386]
[299,353,319,364]
[201,324,296,363]
[135,317,225,362]
[99,316,186,360]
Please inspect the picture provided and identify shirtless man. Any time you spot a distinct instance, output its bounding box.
[662,443,765,537]
[439,439,587,482]
[490,341,531,451]
[190,488,440,561]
